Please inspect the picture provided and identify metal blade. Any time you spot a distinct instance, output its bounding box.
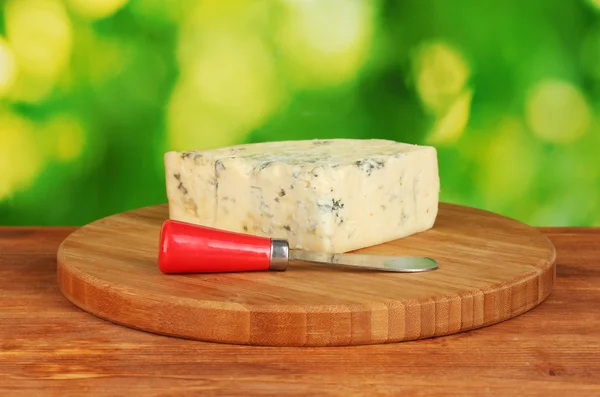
[289,249,438,273]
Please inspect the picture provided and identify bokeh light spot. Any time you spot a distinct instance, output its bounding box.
[72,27,134,86]
[525,79,591,143]
[0,37,17,97]
[169,1,285,151]
[274,0,375,89]
[43,115,87,162]
[477,117,539,207]
[188,34,284,130]
[4,0,73,102]
[412,41,470,116]
[427,89,473,145]
[167,79,249,151]
[586,0,600,11]
[176,0,266,68]
[0,111,43,201]
[66,0,129,20]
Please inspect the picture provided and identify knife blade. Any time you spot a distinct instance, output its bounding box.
[289,249,438,273]
[158,220,438,274]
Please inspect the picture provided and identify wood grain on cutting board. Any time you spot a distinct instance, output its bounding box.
[56,203,556,346]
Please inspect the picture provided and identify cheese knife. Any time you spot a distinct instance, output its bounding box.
[158,220,438,274]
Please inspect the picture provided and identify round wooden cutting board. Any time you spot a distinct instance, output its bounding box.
[56,203,556,347]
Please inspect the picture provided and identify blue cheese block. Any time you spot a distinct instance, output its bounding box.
[164,139,440,253]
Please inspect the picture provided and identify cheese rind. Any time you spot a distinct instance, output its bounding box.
[164,139,440,253]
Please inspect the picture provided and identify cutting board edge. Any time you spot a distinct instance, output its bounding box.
[55,202,557,347]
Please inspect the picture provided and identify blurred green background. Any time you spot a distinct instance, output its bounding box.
[0,0,599,227]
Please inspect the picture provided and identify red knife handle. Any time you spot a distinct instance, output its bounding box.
[158,220,289,274]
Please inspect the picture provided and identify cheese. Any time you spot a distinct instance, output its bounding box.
[164,139,440,253]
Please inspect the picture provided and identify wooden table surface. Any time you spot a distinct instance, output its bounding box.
[1,226,599,396]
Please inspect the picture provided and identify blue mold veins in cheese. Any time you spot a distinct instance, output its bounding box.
[164,139,440,253]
